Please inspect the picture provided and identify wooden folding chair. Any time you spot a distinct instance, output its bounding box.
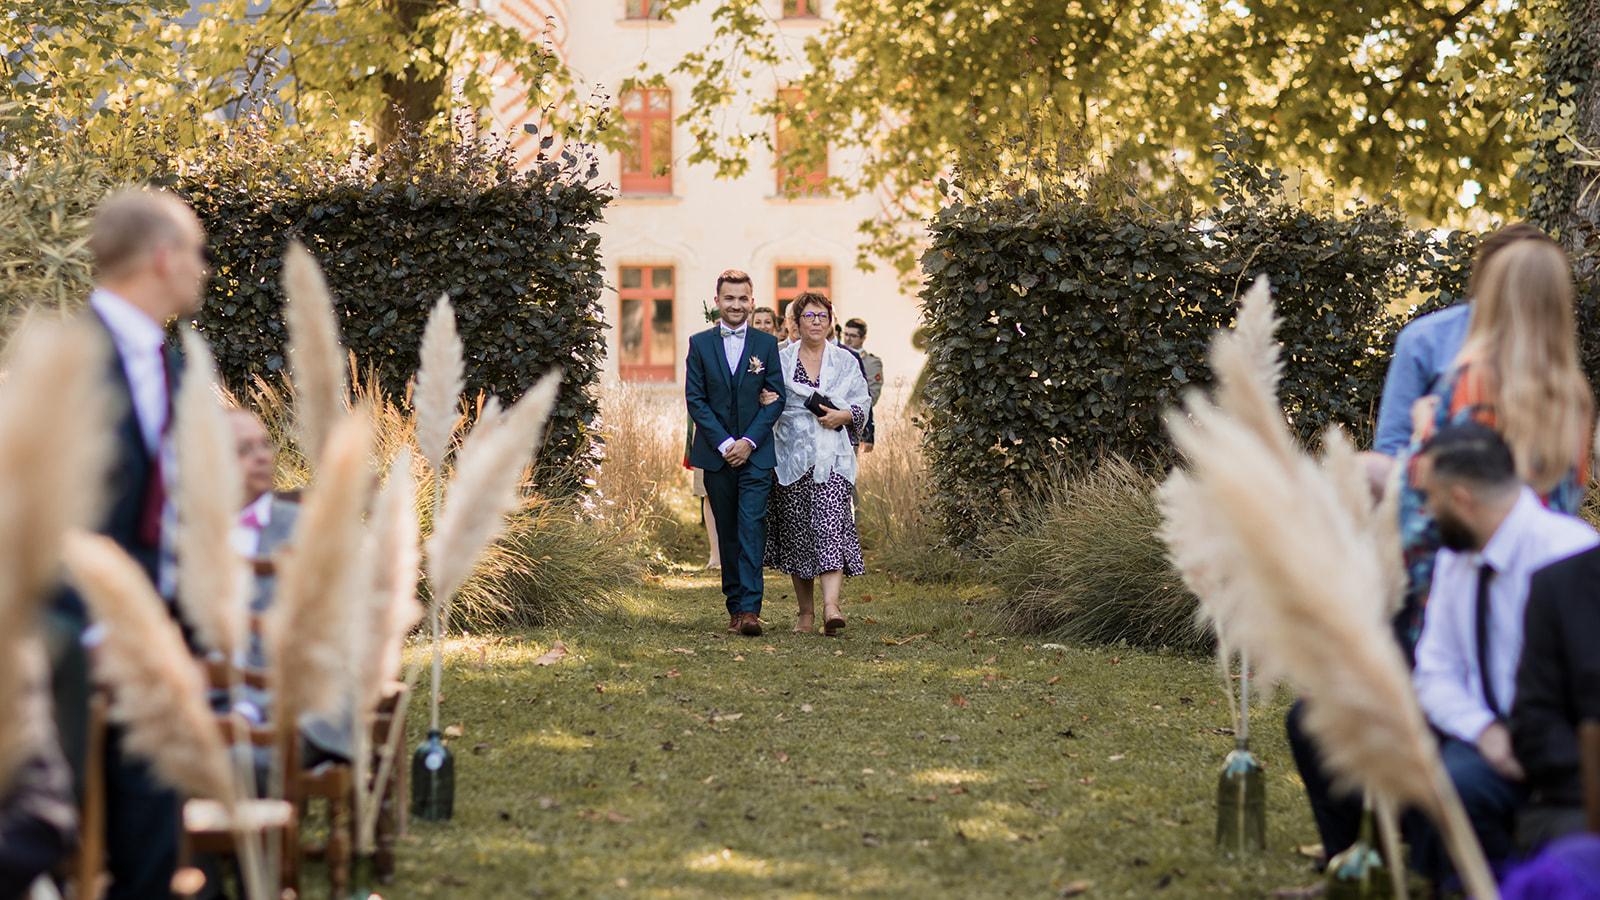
[369,681,409,882]
[176,715,301,898]
[1581,719,1599,833]
[294,756,355,897]
[71,690,108,900]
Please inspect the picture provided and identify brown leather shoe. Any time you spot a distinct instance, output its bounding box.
[727,613,740,634]
[738,613,763,637]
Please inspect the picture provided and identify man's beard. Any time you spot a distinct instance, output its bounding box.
[1436,511,1479,553]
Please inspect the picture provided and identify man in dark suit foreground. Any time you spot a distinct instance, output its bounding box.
[1513,546,1600,849]
[49,188,210,900]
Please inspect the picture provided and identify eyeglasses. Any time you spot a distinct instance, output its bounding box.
[798,311,830,322]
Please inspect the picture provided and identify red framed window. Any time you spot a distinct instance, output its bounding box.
[618,265,676,382]
[621,89,672,194]
[775,88,827,197]
[625,0,665,19]
[782,0,819,17]
[774,264,831,321]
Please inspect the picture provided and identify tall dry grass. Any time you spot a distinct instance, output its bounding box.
[245,369,638,632]
[854,399,970,583]
[982,459,1207,653]
[591,382,702,561]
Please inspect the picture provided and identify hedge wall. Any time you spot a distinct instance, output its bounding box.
[919,154,1472,543]
[170,131,611,493]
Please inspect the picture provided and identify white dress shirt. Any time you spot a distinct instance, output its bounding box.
[1413,488,1599,743]
[90,288,169,452]
[714,320,756,456]
[230,492,275,558]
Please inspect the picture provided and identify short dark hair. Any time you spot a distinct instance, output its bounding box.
[1468,223,1551,299]
[1419,422,1518,490]
[844,317,867,337]
[791,291,832,320]
[716,269,753,295]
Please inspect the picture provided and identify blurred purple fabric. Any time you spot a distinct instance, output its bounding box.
[1503,834,1600,899]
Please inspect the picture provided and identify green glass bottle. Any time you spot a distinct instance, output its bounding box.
[410,729,454,821]
[1215,738,1266,855]
[1324,809,1393,898]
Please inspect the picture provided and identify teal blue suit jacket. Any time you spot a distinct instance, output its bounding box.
[685,325,784,471]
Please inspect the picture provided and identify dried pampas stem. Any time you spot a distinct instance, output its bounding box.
[281,241,349,466]
[174,329,249,663]
[63,533,235,804]
[1208,274,1297,470]
[266,413,374,721]
[1165,401,1497,898]
[415,296,465,475]
[0,321,113,789]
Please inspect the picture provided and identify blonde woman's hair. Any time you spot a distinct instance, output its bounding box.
[1457,238,1593,493]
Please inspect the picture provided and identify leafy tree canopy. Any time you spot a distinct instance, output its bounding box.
[0,0,598,154]
[630,0,1546,272]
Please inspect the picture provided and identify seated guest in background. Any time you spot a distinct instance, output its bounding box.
[751,306,779,338]
[841,317,882,452]
[1371,222,1546,458]
[1410,424,1598,880]
[228,409,298,619]
[781,306,801,349]
[1512,543,1600,850]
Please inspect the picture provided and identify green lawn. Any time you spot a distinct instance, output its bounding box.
[388,572,1322,898]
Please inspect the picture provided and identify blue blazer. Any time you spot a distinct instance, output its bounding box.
[685,325,784,471]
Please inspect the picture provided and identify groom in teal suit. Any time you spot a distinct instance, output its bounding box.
[686,269,786,636]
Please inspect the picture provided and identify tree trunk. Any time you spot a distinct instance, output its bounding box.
[375,0,451,150]
[1526,0,1600,380]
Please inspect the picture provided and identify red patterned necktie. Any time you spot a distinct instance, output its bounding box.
[136,342,172,546]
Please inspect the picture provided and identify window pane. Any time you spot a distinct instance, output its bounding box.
[651,299,675,363]
[648,90,671,113]
[622,122,644,173]
[648,119,672,175]
[777,267,798,289]
[807,266,830,289]
[622,92,643,113]
[621,267,642,289]
[651,267,674,289]
[620,299,645,363]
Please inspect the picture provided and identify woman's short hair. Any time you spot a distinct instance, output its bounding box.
[790,291,832,320]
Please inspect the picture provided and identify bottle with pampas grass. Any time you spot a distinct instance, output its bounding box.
[1215,651,1266,855]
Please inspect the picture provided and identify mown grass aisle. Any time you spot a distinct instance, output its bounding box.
[397,573,1319,898]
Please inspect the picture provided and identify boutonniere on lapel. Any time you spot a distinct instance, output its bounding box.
[747,355,766,375]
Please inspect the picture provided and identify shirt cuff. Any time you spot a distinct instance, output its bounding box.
[717,437,735,455]
[739,437,757,450]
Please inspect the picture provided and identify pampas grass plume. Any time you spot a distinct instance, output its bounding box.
[427,370,561,605]
[281,240,349,466]
[360,454,422,712]
[63,532,235,804]
[267,413,374,717]
[0,321,114,787]
[1208,274,1297,468]
[415,296,465,475]
[174,329,248,662]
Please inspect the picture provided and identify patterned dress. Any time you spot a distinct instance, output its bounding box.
[764,359,868,579]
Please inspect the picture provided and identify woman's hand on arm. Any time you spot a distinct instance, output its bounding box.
[760,389,781,406]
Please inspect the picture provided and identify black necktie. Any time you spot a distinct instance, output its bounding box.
[1474,562,1501,719]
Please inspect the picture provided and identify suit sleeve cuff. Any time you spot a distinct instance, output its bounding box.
[717,437,735,455]
[739,437,757,450]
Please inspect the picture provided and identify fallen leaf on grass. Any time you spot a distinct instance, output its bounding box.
[594,684,605,694]
[537,797,560,810]
[982,655,997,664]
[800,704,814,713]
[774,751,790,763]
[443,724,464,738]
[1040,643,1068,651]
[861,833,882,848]
[532,642,569,666]
[863,617,879,625]
[607,811,631,824]
[950,694,970,708]
[670,647,696,655]
[1077,777,1095,786]
[733,654,745,661]
[860,594,874,603]
[1047,676,1062,685]
[711,712,744,723]
[1108,754,1126,762]
[666,669,681,678]
[1059,881,1092,897]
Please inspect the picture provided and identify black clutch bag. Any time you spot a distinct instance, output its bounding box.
[804,392,845,431]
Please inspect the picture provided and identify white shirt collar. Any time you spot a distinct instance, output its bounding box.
[1480,488,1542,572]
[89,288,167,353]
[243,491,274,528]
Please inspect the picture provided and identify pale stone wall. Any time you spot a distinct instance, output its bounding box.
[482,0,925,407]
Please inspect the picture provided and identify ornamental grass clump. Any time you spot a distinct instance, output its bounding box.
[983,458,1205,653]
[855,409,970,584]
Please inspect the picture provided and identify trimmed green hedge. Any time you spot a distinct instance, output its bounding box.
[919,152,1472,543]
[174,131,611,493]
